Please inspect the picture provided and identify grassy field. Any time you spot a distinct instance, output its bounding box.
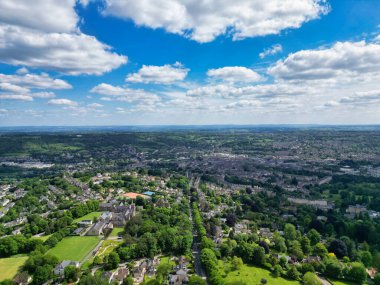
[72,212,102,224]
[109,227,124,238]
[34,234,51,242]
[223,263,300,285]
[48,236,101,262]
[0,256,28,281]
[160,256,176,267]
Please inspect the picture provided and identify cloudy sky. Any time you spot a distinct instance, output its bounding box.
[1,0,380,126]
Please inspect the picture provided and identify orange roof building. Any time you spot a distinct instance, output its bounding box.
[122,192,150,199]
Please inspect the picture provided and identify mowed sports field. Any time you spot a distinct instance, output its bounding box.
[48,236,101,262]
[0,256,28,281]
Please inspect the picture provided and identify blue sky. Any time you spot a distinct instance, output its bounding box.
[1,0,380,126]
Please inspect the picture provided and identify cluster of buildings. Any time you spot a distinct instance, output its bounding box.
[84,202,135,236]
[132,258,160,283]
[0,185,25,218]
[345,204,380,219]
[101,256,190,285]
[287,197,334,211]
[169,256,190,285]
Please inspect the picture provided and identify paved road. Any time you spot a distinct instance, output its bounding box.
[189,177,207,281]
[318,276,332,285]
[192,237,207,280]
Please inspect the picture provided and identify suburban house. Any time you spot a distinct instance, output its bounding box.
[346,204,367,215]
[13,272,31,285]
[112,267,129,284]
[87,221,112,236]
[169,269,189,285]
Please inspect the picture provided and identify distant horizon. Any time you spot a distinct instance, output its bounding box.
[2,124,380,133]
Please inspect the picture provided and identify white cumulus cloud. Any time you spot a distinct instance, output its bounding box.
[0,72,72,89]
[0,0,78,33]
[91,83,160,103]
[268,41,380,82]
[0,25,127,75]
[126,62,188,84]
[87,103,104,108]
[207,66,262,83]
[259,44,283,59]
[0,94,33,101]
[48,98,78,106]
[0,82,29,94]
[101,0,329,43]
[0,1,127,75]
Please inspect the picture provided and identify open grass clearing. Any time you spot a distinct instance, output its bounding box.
[0,256,28,281]
[108,227,124,238]
[34,234,52,242]
[72,212,102,224]
[222,263,300,285]
[160,255,176,267]
[47,236,101,262]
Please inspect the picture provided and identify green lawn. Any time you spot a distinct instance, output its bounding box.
[160,256,176,267]
[73,212,102,224]
[34,234,51,242]
[48,236,101,262]
[0,256,28,281]
[109,227,124,238]
[223,263,300,285]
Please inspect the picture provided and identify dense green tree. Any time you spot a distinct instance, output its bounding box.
[155,263,171,283]
[347,262,367,284]
[231,256,243,270]
[359,251,372,267]
[303,272,322,285]
[290,240,304,260]
[340,236,355,258]
[301,236,312,255]
[273,231,287,252]
[272,265,282,278]
[201,237,215,250]
[373,253,380,271]
[284,224,297,241]
[313,243,328,257]
[32,265,53,285]
[374,273,380,285]
[220,239,237,257]
[105,252,120,270]
[64,265,80,282]
[324,260,342,278]
[200,248,225,285]
[79,274,109,285]
[328,239,348,259]
[123,277,134,285]
[253,246,266,266]
[286,265,300,280]
[188,275,207,285]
